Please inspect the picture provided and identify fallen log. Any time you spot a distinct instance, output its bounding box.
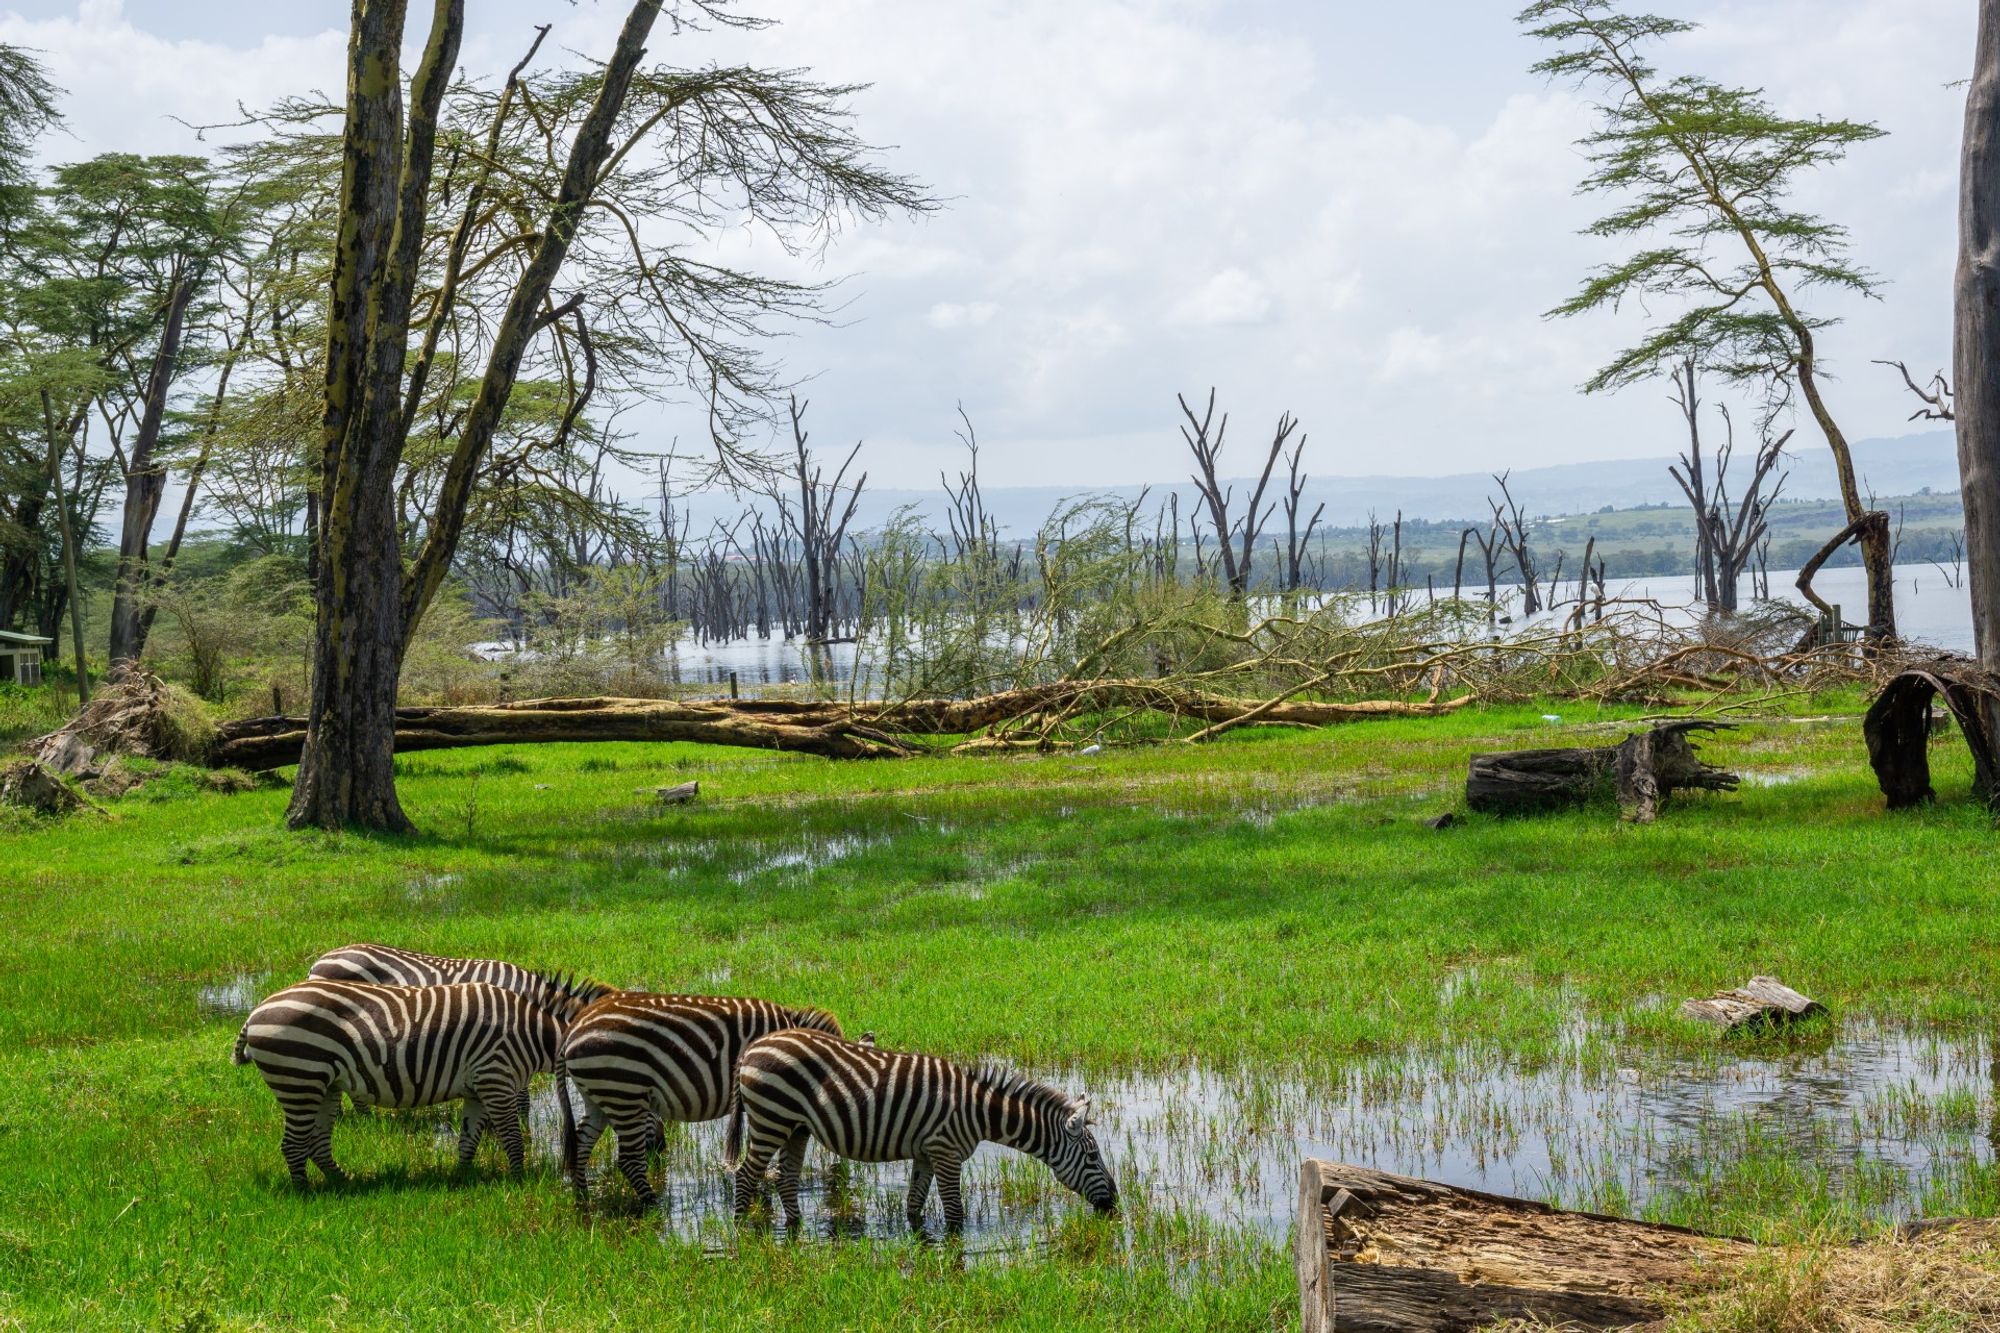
[204,701,914,770]
[1863,655,2000,808]
[1296,1160,1751,1332]
[1465,720,1738,823]
[1681,975,1825,1034]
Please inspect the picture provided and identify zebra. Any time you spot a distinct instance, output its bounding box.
[729,1028,1118,1231]
[308,942,563,992]
[306,943,611,1128]
[556,993,843,1208]
[231,974,599,1186]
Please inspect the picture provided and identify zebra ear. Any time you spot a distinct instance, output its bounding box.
[1067,1095,1092,1131]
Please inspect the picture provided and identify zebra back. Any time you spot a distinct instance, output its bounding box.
[307,943,612,1024]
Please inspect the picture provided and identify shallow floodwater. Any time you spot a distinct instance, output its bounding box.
[492,1021,1997,1261]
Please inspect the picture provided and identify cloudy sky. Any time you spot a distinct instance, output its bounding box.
[0,0,1972,491]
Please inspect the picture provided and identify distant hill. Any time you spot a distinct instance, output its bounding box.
[716,429,1959,536]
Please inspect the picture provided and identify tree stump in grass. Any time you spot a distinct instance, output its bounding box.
[1464,720,1738,823]
[1863,656,2000,808]
[1681,976,1825,1033]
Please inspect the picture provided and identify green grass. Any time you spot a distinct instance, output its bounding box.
[2,695,1998,1328]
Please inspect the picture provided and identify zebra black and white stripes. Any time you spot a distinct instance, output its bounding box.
[309,942,567,995]
[730,1028,1117,1230]
[232,978,577,1185]
[558,993,844,1207]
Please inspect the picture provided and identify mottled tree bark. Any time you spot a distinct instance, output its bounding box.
[1959,0,2000,738]
[108,269,197,665]
[286,0,457,833]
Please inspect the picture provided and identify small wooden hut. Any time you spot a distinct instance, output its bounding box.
[0,630,50,686]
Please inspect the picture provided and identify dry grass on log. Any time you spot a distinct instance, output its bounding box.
[27,665,214,775]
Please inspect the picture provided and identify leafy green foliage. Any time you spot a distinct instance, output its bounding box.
[1521,0,1884,394]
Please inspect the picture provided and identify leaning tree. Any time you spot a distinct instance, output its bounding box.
[291,0,929,831]
[1521,0,1896,640]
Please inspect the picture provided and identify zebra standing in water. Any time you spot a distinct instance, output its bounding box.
[558,993,843,1208]
[232,974,598,1186]
[730,1029,1117,1230]
[307,943,610,1128]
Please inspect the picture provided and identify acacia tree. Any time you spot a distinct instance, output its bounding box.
[1522,0,1895,640]
[1959,0,2000,728]
[291,0,928,830]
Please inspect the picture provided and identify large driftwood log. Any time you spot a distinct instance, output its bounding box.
[1296,1160,1751,1332]
[205,700,915,770]
[1864,656,2000,808]
[1465,721,1738,823]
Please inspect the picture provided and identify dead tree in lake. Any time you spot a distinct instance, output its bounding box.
[1279,428,1325,594]
[1489,472,1540,616]
[1667,360,1719,605]
[775,396,865,644]
[1179,389,1294,599]
[1703,407,1791,614]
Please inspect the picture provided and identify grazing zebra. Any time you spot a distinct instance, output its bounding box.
[232,975,598,1186]
[308,942,570,993]
[557,993,843,1208]
[729,1029,1118,1230]
[307,943,611,1127]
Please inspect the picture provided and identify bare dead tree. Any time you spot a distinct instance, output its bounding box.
[1934,528,1968,590]
[1279,427,1325,594]
[1700,407,1793,614]
[774,396,865,644]
[942,404,998,564]
[1365,511,1385,612]
[1876,359,1955,421]
[1178,389,1294,598]
[1489,472,1540,617]
[1666,360,1719,605]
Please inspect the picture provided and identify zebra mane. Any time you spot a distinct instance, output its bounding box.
[527,969,613,1018]
[969,1061,1080,1121]
[788,1004,843,1036]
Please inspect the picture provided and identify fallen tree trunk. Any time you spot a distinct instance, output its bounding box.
[1297,1160,1751,1332]
[32,673,1478,774]
[1465,720,1738,823]
[206,700,916,769]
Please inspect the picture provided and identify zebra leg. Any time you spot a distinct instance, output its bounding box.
[496,1092,528,1176]
[279,1107,316,1188]
[731,1117,791,1221]
[573,1093,609,1175]
[905,1154,935,1228]
[456,1096,487,1172]
[475,1073,528,1176]
[611,1109,659,1209]
[310,1093,345,1183]
[516,1087,531,1135]
[933,1153,967,1233]
[775,1127,810,1227]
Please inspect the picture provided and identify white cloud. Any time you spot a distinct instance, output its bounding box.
[1168,268,1273,328]
[2,0,1969,492]
[927,301,998,330]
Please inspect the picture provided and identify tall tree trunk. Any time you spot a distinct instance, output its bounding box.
[287,0,458,833]
[108,270,197,664]
[1959,0,2000,762]
[40,392,88,704]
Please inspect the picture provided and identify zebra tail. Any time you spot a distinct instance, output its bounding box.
[230,1024,251,1066]
[556,1053,578,1182]
[721,1089,746,1173]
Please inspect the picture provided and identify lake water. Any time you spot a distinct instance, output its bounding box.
[647,560,1976,695]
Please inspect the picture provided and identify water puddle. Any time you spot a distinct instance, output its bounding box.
[197,972,266,1016]
[515,1022,1996,1265]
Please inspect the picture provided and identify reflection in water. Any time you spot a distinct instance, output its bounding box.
[464,1022,1998,1265]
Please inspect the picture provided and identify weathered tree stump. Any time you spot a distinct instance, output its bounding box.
[1681,975,1825,1034]
[1296,1161,1751,1332]
[1465,720,1738,823]
[640,780,700,805]
[1864,656,2000,808]
[0,759,86,816]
